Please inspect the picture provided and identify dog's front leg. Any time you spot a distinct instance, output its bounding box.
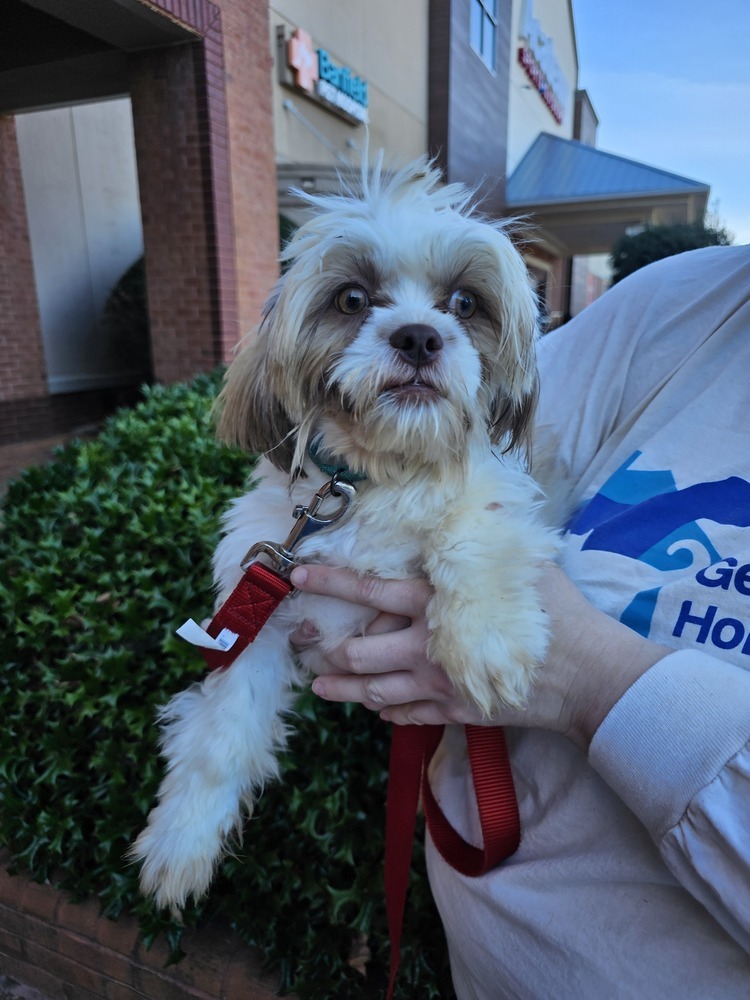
[423,497,556,714]
[130,628,298,911]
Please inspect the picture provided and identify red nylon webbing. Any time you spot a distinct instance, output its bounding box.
[201,562,292,671]
[422,724,520,874]
[384,724,443,999]
[385,723,519,998]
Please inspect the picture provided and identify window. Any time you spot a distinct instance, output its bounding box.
[470,0,498,72]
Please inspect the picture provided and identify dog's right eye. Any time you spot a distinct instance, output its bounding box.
[448,289,478,319]
[334,285,369,315]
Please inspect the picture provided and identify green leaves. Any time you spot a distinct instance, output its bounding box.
[0,372,453,998]
[610,220,733,285]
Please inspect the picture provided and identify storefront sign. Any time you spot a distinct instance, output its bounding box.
[282,26,368,125]
[518,0,568,124]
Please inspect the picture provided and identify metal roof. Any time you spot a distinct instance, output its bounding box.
[507,132,709,208]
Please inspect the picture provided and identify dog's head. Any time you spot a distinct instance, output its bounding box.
[217,157,540,481]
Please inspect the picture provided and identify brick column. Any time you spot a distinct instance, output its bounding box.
[129,0,278,384]
[129,42,221,384]
[0,116,48,428]
[220,0,279,344]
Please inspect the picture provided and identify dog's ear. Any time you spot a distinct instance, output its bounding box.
[488,372,538,454]
[214,289,297,472]
[214,335,296,471]
[487,251,540,454]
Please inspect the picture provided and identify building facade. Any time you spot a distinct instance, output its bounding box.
[1,0,279,445]
[266,0,709,323]
[1,0,710,445]
[267,0,430,229]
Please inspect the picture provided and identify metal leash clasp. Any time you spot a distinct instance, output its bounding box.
[241,474,357,578]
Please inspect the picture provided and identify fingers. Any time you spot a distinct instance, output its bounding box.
[310,669,490,727]
[290,565,431,618]
[322,624,436,677]
[312,670,416,711]
[290,613,416,668]
[366,612,412,636]
[380,702,473,726]
[312,649,455,707]
[287,564,484,724]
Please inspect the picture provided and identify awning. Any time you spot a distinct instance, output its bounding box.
[507,133,710,256]
[0,0,196,114]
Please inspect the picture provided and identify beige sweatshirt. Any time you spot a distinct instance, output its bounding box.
[428,244,750,999]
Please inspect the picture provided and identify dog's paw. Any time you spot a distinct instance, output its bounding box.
[427,592,549,714]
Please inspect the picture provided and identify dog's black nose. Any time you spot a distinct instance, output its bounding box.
[389,324,444,367]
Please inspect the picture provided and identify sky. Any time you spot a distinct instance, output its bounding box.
[570,0,750,246]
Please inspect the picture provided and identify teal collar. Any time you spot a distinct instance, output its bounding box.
[307,440,368,483]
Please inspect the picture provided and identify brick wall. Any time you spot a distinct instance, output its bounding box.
[0,852,283,1000]
[220,0,280,343]
[129,0,278,384]
[1,0,278,442]
[0,116,49,435]
[0,391,138,449]
[129,42,221,385]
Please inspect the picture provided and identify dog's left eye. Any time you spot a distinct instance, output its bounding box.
[448,289,477,319]
[334,285,369,315]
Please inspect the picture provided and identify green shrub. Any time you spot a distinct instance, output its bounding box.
[0,372,451,998]
[609,220,732,284]
[102,255,152,379]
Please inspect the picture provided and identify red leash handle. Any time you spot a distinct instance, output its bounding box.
[385,723,519,998]
[423,724,520,875]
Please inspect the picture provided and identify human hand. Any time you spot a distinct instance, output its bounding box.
[289,563,671,750]
[290,567,489,725]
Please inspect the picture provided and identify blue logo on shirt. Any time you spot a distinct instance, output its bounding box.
[567,452,750,637]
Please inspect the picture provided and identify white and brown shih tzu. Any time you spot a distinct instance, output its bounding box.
[131,156,558,911]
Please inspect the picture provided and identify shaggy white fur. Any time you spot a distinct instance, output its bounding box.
[130,157,559,911]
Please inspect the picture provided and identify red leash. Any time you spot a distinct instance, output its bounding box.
[199,562,292,671]
[385,723,519,998]
[183,477,358,671]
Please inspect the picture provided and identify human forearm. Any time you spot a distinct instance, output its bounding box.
[590,649,750,951]
[531,565,671,749]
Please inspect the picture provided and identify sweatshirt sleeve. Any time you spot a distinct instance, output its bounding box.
[589,650,750,952]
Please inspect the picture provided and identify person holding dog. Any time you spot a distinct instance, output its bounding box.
[291,243,750,997]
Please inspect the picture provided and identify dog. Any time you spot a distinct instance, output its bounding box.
[130,156,559,911]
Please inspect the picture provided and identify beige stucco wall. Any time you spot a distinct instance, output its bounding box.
[506,0,578,175]
[269,1,428,168]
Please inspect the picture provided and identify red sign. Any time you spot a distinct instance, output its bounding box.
[518,45,563,124]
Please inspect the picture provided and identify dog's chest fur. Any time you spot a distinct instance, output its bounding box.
[214,447,538,655]
[216,460,423,588]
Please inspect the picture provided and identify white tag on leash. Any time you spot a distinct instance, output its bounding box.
[176,618,239,651]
